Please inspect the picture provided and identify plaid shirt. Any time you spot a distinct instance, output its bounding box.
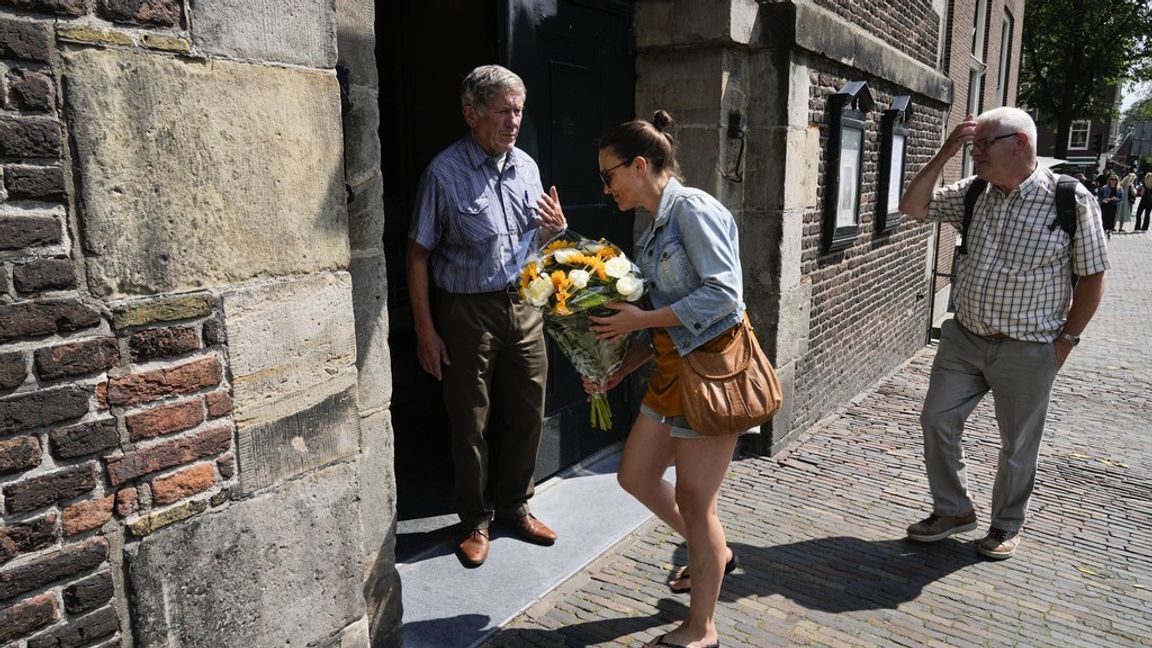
[409,135,544,294]
[927,166,1110,343]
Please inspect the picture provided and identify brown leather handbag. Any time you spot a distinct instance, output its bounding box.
[680,316,782,436]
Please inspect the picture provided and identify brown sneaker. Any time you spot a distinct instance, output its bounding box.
[906,511,977,542]
[977,527,1020,560]
[457,528,489,567]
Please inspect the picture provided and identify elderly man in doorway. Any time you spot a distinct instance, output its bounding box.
[899,107,1109,560]
[407,64,567,567]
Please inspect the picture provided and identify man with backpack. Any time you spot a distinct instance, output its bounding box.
[898,107,1109,561]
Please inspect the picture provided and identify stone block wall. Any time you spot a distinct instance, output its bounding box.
[2,0,394,645]
[635,0,952,454]
[333,0,403,643]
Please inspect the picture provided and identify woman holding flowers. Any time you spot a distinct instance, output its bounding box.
[584,110,744,648]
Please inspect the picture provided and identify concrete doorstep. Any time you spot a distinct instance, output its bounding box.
[398,446,673,648]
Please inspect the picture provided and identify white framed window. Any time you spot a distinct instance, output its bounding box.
[967,0,992,118]
[996,11,1015,105]
[971,0,990,59]
[1069,121,1090,150]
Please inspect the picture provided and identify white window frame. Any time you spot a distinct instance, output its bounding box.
[996,11,1015,105]
[1069,121,1090,150]
[965,0,992,177]
[971,0,990,59]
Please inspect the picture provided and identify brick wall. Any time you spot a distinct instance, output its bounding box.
[791,56,947,434]
[810,0,941,69]
[0,3,240,646]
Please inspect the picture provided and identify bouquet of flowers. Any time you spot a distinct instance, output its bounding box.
[519,232,645,431]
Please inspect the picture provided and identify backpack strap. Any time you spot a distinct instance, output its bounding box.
[1049,173,1079,239]
[958,177,988,255]
[960,174,1080,255]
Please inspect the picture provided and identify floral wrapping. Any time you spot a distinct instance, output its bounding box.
[519,231,645,430]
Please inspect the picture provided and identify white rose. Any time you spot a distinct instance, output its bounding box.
[552,248,581,264]
[568,269,590,290]
[583,243,606,254]
[604,256,632,278]
[525,275,555,307]
[616,275,644,302]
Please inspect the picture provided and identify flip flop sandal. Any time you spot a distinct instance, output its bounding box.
[667,550,738,594]
[644,633,720,648]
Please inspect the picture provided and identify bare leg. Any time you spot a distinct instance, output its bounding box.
[647,433,738,648]
[618,413,684,536]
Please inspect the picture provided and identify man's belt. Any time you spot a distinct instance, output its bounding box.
[957,319,1011,340]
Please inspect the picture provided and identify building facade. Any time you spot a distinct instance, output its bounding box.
[1032,83,1122,176]
[1,1,1024,646]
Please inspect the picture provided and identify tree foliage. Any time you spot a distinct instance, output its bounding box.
[1020,0,1152,157]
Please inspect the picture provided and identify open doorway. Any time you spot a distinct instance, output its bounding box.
[378,0,637,539]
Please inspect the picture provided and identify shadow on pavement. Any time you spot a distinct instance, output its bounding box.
[718,535,983,612]
[403,613,492,648]
[483,535,982,646]
[483,599,687,647]
[396,523,459,564]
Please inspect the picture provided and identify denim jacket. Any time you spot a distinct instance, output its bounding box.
[635,178,745,355]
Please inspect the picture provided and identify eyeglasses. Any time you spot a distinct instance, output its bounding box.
[968,132,1020,150]
[599,158,633,186]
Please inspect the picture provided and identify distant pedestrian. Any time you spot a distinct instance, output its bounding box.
[1117,173,1136,232]
[1133,170,1152,231]
[899,107,1109,560]
[1098,174,1121,236]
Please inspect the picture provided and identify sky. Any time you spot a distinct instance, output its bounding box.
[1122,80,1149,112]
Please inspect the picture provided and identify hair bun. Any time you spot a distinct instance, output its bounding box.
[651,110,675,133]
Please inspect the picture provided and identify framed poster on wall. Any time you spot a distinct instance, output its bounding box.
[823,81,873,252]
[877,95,912,233]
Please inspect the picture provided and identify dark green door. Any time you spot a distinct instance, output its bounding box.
[380,0,635,523]
[506,0,637,478]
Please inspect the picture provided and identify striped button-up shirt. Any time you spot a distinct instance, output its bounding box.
[408,135,544,294]
[927,166,1110,343]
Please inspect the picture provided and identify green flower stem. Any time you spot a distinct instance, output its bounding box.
[543,311,629,432]
[590,392,612,431]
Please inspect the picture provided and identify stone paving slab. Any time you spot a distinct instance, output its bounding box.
[483,232,1152,647]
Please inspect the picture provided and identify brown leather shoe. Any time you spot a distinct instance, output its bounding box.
[457,529,489,567]
[507,514,557,545]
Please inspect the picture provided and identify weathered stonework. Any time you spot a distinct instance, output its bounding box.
[223,273,357,418]
[221,273,360,493]
[189,0,337,68]
[349,253,390,413]
[62,48,348,298]
[126,462,366,648]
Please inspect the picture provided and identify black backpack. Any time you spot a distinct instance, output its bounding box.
[958,174,1080,256]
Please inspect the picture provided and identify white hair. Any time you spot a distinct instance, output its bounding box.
[977,106,1037,155]
[461,65,526,114]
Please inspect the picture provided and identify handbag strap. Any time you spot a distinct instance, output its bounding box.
[684,320,754,380]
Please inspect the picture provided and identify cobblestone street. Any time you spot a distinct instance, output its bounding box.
[484,232,1152,647]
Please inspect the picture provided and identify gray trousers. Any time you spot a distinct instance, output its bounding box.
[439,290,548,530]
[920,319,1059,533]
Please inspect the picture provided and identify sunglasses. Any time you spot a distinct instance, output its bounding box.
[599,158,633,186]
